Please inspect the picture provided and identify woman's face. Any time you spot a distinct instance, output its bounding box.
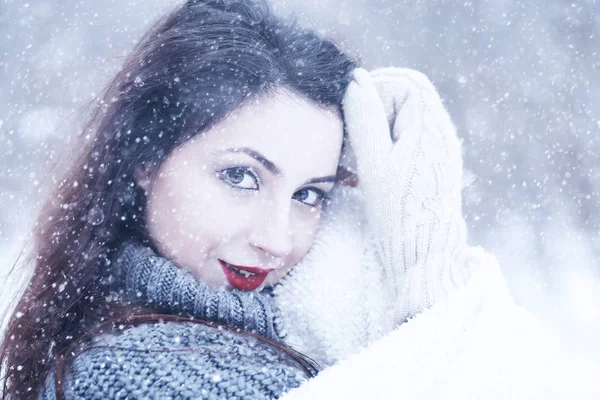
[144,89,344,291]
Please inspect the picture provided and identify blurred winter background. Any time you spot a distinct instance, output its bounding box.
[1,0,599,355]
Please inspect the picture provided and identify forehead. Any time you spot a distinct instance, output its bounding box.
[195,89,344,174]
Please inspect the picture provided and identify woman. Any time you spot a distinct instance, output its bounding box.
[3,0,595,399]
[0,0,361,398]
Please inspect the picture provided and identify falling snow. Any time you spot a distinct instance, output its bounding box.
[0,0,599,397]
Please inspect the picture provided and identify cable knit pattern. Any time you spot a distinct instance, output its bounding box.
[111,241,281,340]
[39,322,309,399]
[342,68,472,323]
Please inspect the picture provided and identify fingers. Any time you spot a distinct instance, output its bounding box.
[342,68,393,172]
[369,68,442,143]
[373,68,463,195]
[370,68,438,95]
[383,69,461,165]
[342,67,461,190]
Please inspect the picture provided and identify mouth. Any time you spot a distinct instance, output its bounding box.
[218,260,275,291]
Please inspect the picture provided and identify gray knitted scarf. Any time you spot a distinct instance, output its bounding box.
[110,240,285,340]
[38,241,314,400]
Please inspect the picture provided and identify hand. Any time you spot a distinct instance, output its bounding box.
[342,68,471,323]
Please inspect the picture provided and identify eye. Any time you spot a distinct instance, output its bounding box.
[292,187,330,207]
[217,167,260,191]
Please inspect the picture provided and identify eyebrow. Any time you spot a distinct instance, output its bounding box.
[224,147,337,185]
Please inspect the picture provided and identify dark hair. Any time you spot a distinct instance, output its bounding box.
[0,0,356,398]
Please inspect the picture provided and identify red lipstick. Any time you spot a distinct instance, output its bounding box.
[219,260,274,291]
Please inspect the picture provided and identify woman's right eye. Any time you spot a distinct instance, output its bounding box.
[217,167,260,191]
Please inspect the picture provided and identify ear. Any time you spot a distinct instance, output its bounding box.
[133,164,153,194]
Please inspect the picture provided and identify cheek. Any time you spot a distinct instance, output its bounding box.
[289,207,322,262]
[264,208,322,287]
[146,170,254,261]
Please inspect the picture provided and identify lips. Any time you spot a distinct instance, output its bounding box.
[219,260,275,291]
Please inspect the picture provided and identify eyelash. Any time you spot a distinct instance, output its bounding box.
[216,166,331,207]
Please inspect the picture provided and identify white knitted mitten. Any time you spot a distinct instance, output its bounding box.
[342,68,471,323]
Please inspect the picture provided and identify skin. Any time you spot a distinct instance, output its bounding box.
[140,88,344,290]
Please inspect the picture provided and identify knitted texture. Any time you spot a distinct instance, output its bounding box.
[38,241,308,399]
[342,68,471,323]
[39,321,309,399]
[111,240,282,340]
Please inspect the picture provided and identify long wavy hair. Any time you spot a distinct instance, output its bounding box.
[0,0,356,397]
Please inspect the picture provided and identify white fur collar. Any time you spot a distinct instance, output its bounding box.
[274,185,395,366]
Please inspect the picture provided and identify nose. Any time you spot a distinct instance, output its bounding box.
[249,200,293,259]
